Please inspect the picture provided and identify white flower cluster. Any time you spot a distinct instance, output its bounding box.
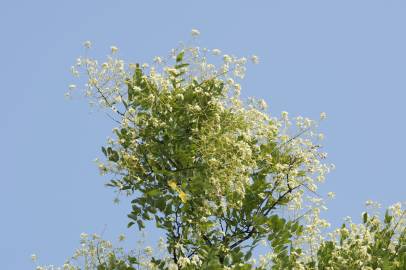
[33,233,179,270]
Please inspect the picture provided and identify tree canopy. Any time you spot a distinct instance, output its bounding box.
[34,31,406,270]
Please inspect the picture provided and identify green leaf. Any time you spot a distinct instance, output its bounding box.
[224,254,233,266]
[136,220,145,230]
[175,63,189,69]
[127,221,135,228]
[147,189,161,197]
[384,210,393,224]
[363,212,368,223]
[128,256,138,264]
[244,250,253,261]
[176,51,184,62]
[133,63,142,83]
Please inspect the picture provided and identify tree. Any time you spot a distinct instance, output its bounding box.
[35,31,405,270]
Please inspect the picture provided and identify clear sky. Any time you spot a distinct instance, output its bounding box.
[1,1,406,269]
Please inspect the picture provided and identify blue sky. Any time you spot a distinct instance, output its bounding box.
[1,0,406,268]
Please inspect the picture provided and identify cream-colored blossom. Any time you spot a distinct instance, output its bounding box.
[83,40,92,48]
[327,191,336,199]
[251,55,259,64]
[212,48,221,55]
[110,45,118,54]
[191,29,200,37]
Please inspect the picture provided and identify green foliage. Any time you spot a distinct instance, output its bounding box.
[98,52,323,268]
[315,209,406,270]
[46,35,405,270]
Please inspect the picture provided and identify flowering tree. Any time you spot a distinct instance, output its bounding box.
[34,31,406,270]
